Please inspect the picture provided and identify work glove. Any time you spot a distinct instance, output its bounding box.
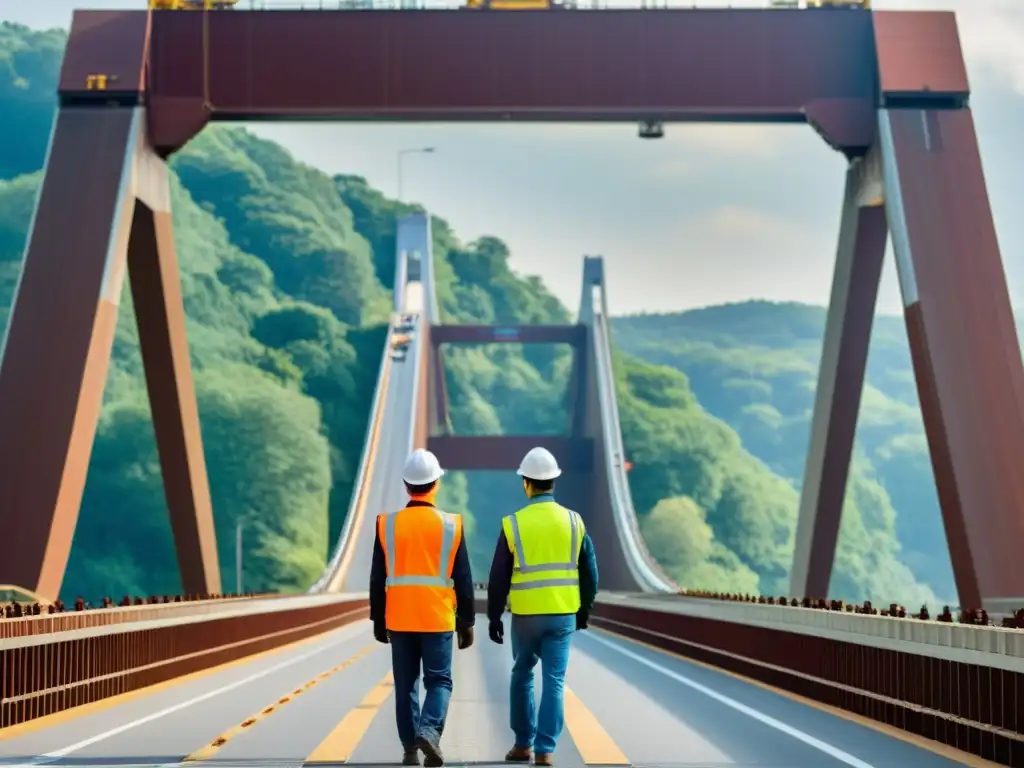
[373,621,390,645]
[457,625,475,650]
[576,612,589,631]
[488,618,504,645]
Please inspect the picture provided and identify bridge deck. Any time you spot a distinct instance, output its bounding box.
[0,619,977,767]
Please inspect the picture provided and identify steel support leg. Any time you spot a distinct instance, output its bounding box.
[879,107,1024,613]
[414,323,431,451]
[128,191,221,596]
[432,342,450,436]
[791,147,888,599]
[0,106,220,600]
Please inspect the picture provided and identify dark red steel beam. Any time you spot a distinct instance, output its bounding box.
[128,198,222,597]
[55,10,969,157]
[427,436,592,472]
[791,148,888,599]
[880,105,1024,614]
[872,11,970,100]
[787,11,1024,611]
[432,343,451,435]
[0,103,220,601]
[51,9,947,156]
[431,324,586,346]
[413,322,431,450]
[564,339,587,438]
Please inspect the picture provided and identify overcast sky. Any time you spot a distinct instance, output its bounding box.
[3,0,1022,318]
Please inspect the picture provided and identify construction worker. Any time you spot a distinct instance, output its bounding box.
[486,447,599,766]
[370,449,476,767]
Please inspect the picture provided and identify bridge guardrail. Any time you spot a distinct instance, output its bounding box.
[674,588,1024,628]
[310,322,395,594]
[590,305,675,593]
[592,595,1022,765]
[0,594,368,730]
[0,594,295,639]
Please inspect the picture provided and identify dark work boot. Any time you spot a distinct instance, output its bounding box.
[533,754,554,766]
[505,746,532,763]
[402,748,420,766]
[416,734,444,767]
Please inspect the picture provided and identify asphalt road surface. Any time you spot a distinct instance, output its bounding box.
[0,620,983,768]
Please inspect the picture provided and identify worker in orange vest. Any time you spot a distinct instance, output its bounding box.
[370,449,476,767]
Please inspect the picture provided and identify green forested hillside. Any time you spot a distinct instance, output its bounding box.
[0,21,942,607]
[613,304,955,602]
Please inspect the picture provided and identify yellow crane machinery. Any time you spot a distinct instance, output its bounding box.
[463,0,565,9]
[148,0,238,9]
[805,0,870,8]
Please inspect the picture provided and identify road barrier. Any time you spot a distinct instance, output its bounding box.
[0,594,368,729]
[0,593,281,639]
[676,589,1023,627]
[592,594,1024,766]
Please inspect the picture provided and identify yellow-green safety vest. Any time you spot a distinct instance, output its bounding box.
[501,495,584,615]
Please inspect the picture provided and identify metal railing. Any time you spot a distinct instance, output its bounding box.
[309,325,395,594]
[591,597,1023,765]
[0,595,368,729]
[590,293,676,594]
[0,594,277,638]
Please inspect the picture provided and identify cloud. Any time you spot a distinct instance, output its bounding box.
[951,3,1024,95]
[704,205,810,241]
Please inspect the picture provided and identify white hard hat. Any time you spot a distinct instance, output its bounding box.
[403,449,445,485]
[517,447,562,481]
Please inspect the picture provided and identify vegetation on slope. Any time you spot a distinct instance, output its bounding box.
[614,304,955,602]
[0,21,942,606]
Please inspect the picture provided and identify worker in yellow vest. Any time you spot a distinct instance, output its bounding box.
[370,449,476,767]
[486,447,599,766]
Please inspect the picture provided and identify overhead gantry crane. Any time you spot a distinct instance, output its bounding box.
[145,0,868,13]
[148,0,238,9]
[462,0,570,9]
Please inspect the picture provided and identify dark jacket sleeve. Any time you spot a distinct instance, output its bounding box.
[369,519,387,626]
[451,535,476,628]
[487,530,513,623]
[577,533,599,617]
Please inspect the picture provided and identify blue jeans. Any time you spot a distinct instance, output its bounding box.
[390,631,454,749]
[509,613,575,754]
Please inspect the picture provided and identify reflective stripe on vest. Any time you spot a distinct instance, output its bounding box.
[507,508,580,591]
[384,508,458,588]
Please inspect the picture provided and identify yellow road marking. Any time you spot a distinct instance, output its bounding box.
[184,644,378,762]
[0,617,366,741]
[564,687,630,765]
[306,671,395,764]
[593,626,1003,768]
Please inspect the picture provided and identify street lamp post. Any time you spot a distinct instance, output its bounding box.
[235,518,244,594]
[397,146,435,202]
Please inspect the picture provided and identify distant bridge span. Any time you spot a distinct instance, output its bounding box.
[311,214,674,595]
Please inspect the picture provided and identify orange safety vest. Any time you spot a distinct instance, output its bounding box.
[378,504,463,633]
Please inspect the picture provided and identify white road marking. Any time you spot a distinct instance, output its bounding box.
[0,621,373,767]
[585,631,877,768]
